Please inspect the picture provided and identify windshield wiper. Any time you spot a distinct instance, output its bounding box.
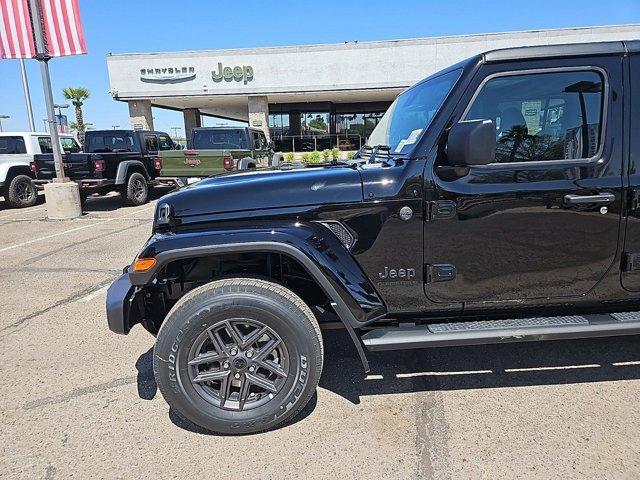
[365,144,392,164]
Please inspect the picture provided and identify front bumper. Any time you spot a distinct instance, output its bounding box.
[106,267,138,334]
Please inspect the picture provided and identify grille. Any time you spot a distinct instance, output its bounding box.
[318,221,356,250]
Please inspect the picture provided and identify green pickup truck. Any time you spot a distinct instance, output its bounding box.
[158,127,272,183]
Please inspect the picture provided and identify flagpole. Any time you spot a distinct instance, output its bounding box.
[28,0,65,181]
[19,58,36,132]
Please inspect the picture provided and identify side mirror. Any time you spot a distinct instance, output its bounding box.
[269,140,275,151]
[447,119,496,166]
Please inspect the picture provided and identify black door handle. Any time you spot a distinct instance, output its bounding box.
[564,193,615,205]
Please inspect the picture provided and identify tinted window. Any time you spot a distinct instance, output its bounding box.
[0,136,27,154]
[368,68,462,154]
[38,136,54,154]
[145,135,159,152]
[465,70,604,163]
[158,134,174,151]
[85,133,136,153]
[259,132,268,149]
[60,137,81,153]
[192,129,248,150]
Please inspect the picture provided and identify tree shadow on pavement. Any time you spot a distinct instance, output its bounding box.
[319,329,640,405]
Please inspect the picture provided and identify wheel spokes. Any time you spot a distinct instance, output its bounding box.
[188,350,226,366]
[192,369,229,384]
[245,372,278,393]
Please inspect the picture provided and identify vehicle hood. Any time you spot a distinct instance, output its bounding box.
[161,165,363,218]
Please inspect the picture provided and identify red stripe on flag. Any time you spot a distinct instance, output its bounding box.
[10,0,26,56]
[71,0,85,53]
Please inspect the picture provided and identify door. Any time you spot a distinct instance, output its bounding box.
[425,58,623,304]
[622,53,640,291]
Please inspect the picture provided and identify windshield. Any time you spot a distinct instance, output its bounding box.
[367,68,462,155]
[86,133,136,153]
[192,129,248,150]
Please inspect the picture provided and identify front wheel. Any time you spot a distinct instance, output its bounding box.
[153,278,323,434]
[120,172,148,206]
[5,175,37,208]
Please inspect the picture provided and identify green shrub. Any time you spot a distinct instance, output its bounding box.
[308,150,321,163]
[322,149,331,161]
[301,152,310,162]
[346,150,356,160]
[284,151,295,161]
[331,147,340,161]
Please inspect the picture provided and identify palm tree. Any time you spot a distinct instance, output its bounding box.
[62,87,90,145]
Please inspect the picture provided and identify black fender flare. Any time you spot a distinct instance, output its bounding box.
[130,224,388,372]
[115,160,149,185]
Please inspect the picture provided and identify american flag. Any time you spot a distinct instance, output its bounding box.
[0,0,87,59]
[0,0,36,58]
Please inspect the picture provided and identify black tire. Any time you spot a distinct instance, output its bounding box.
[120,172,148,206]
[153,278,323,435]
[5,174,37,208]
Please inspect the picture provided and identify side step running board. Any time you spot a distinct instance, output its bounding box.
[362,313,640,351]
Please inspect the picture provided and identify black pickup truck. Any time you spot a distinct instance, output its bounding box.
[107,41,640,434]
[33,129,178,205]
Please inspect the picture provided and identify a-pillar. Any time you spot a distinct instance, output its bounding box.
[248,95,270,141]
[128,100,154,131]
[183,108,202,147]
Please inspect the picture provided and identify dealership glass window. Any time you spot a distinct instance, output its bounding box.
[301,113,329,135]
[0,136,26,154]
[158,134,174,151]
[144,135,159,152]
[464,70,604,163]
[268,112,290,137]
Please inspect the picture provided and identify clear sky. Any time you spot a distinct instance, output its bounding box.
[0,0,638,135]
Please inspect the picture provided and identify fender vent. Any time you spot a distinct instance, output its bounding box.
[317,221,356,250]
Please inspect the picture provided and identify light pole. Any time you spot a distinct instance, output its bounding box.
[112,124,120,130]
[54,103,69,116]
[0,115,9,132]
[171,126,181,138]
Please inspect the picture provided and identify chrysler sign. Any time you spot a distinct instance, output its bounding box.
[140,66,196,83]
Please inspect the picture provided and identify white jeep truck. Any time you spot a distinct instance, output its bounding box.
[0,132,81,208]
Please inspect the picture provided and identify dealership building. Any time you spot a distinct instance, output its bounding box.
[106,24,640,151]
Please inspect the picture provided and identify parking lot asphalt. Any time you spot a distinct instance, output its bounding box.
[1,191,639,480]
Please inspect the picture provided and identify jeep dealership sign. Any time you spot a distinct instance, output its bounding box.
[211,63,254,84]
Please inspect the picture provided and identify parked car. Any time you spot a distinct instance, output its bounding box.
[0,132,81,208]
[33,129,177,205]
[107,40,640,434]
[158,127,272,184]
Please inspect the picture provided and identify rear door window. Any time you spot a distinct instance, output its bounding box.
[37,136,54,154]
[145,135,159,153]
[158,134,174,151]
[0,136,27,154]
[60,137,81,153]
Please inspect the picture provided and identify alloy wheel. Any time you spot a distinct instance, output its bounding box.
[187,318,290,411]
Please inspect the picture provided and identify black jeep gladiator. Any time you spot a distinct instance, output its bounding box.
[107,41,640,434]
[33,129,178,205]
